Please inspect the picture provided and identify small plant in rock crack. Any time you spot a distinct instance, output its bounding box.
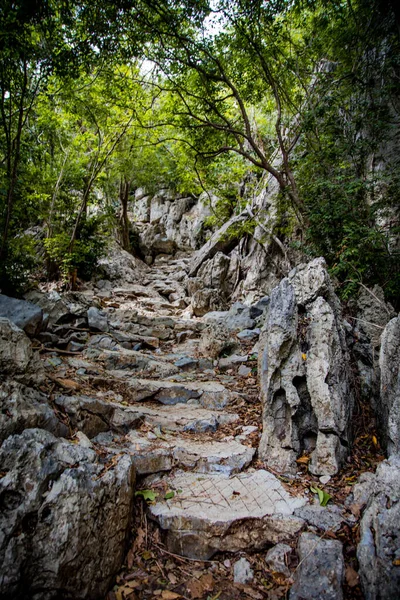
[135,489,158,503]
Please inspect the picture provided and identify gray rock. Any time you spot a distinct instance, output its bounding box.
[115,430,255,476]
[146,469,306,559]
[191,288,223,317]
[290,532,344,600]
[233,557,254,584]
[102,348,178,378]
[250,296,270,319]
[357,284,394,350]
[199,322,238,358]
[0,428,135,599]
[238,365,252,377]
[294,504,351,532]
[87,306,109,332]
[265,543,292,577]
[54,394,142,438]
[174,356,199,370]
[378,315,400,455]
[189,212,248,277]
[0,294,43,336]
[0,382,67,443]
[0,318,42,383]
[259,259,354,476]
[357,456,400,600]
[237,328,260,341]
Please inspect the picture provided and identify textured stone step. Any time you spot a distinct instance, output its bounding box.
[145,469,307,559]
[96,430,255,476]
[126,402,239,433]
[109,375,240,409]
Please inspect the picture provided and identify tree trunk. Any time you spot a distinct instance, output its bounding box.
[119,177,131,251]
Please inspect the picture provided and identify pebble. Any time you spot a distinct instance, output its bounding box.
[319,475,332,485]
[233,557,254,584]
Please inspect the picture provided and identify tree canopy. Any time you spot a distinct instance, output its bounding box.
[0,0,399,305]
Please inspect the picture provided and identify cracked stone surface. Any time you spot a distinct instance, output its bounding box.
[146,470,306,559]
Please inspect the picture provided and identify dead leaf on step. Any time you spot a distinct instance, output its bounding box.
[167,572,178,584]
[161,591,181,599]
[296,455,310,465]
[349,503,363,519]
[187,573,214,598]
[345,566,360,587]
[241,586,263,599]
[55,378,80,390]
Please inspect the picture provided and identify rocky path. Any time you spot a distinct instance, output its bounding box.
[2,248,396,600]
[30,252,354,600]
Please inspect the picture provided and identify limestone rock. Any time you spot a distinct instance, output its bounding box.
[191,288,223,317]
[54,394,143,438]
[97,243,149,284]
[357,455,400,600]
[197,252,231,295]
[378,315,400,455]
[233,558,254,584]
[357,284,394,350]
[146,469,306,559]
[87,306,109,332]
[265,543,292,578]
[199,322,238,358]
[100,430,255,476]
[259,259,354,476]
[0,382,67,443]
[189,212,248,277]
[290,532,344,600]
[0,318,43,384]
[0,428,135,599]
[0,294,43,336]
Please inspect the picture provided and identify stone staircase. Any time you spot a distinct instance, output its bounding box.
[40,251,315,567]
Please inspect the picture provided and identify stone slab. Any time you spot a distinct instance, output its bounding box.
[146,469,306,559]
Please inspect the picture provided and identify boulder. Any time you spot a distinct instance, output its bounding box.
[265,543,292,578]
[357,456,400,600]
[0,428,135,600]
[290,532,344,600]
[378,315,400,455]
[0,294,43,336]
[97,243,149,285]
[0,382,67,443]
[258,258,355,476]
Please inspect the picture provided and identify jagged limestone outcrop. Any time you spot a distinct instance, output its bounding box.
[258,258,355,476]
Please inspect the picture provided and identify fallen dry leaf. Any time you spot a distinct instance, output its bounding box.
[296,455,310,465]
[345,566,360,587]
[187,573,214,599]
[161,591,181,599]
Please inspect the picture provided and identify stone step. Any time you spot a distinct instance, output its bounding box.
[144,469,307,559]
[95,430,255,476]
[125,402,239,433]
[107,375,240,409]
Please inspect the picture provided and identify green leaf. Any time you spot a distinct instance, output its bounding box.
[310,486,332,507]
[135,489,158,503]
[165,491,175,500]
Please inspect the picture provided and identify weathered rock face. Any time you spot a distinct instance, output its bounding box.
[0,318,43,384]
[258,258,355,476]
[0,294,43,336]
[0,428,135,600]
[0,382,67,443]
[97,243,149,285]
[378,315,400,455]
[357,284,395,351]
[357,456,400,600]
